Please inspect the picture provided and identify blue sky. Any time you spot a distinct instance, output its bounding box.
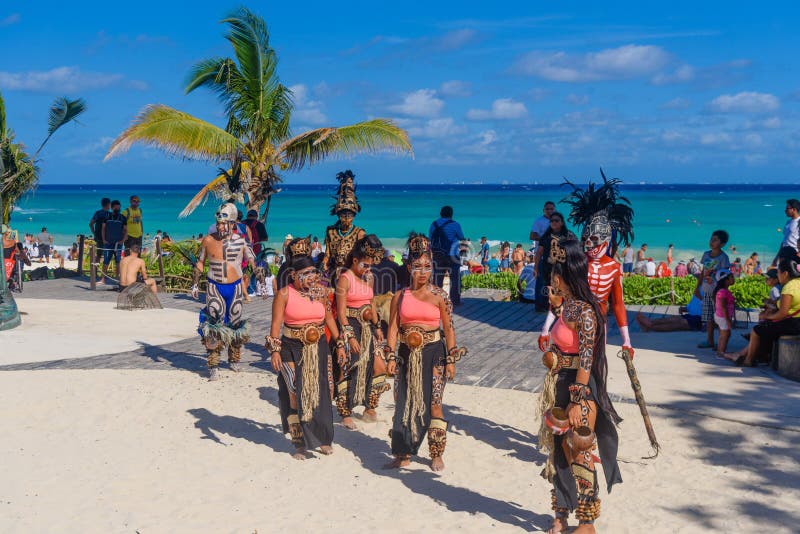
[2,1,799,184]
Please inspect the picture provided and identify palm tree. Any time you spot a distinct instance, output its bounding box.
[0,91,87,223]
[104,7,413,222]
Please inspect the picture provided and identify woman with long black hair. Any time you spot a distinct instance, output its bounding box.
[537,239,621,534]
[533,212,577,310]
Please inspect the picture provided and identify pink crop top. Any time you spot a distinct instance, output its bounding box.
[399,290,440,328]
[343,270,373,307]
[284,286,325,326]
[551,317,579,353]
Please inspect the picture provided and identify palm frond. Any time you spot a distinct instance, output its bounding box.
[0,90,6,140]
[178,161,253,218]
[279,119,413,171]
[33,97,87,158]
[104,104,241,162]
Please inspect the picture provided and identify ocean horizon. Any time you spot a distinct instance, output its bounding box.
[10,183,797,264]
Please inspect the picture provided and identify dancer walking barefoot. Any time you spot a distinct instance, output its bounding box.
[385,234,466,472]
[334,235,389,429]
[266,254,346,459]
[538,240,622,533]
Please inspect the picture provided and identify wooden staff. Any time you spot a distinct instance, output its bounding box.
[618,347,660,459]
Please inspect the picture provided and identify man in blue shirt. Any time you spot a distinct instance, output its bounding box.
[429,205,465,305]
[479,236,490,273]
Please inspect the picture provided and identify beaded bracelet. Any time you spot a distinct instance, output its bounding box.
[340,324,355,340]
[265,335,282,354]
[334,338,346,350]
[568,382,592,404]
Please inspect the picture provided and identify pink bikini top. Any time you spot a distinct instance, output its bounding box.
[343,270,373,307]
[399,289,441,328]
[285,286,325,326]
[552,317,579,353]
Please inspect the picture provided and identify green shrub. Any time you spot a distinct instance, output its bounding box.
[461,272,521,300]
[729,276,769,309]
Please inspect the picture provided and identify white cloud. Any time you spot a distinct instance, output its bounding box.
[700,132,732,146]
[390,89,444,118]
[439,80,471,97]
[763,117,782,129]
[565,94,589,105]
[651,64,695,85]
[462,129,498,154]
[407,117,467,139]
[0,13,20,26]
[0,66,147,92]
[529,88,549,101]
[710,92,780,113]
[467,98,528,120]
[65,137,114,158]
[660,97,691,110]
[513,44,670,82]
[435,29,479,51]
[744,133,763,147]
[289,83,328,125]
[661,130,691,145]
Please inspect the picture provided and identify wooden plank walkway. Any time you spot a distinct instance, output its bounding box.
[4,278,732,393]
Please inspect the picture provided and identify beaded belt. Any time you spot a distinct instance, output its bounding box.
[284,323,325,345]
[399,326,441,349]
[345,304,373,322]
[542,347,580,373]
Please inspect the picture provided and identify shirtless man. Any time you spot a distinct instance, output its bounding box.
[118,244,157,293]
[192,203,256,381]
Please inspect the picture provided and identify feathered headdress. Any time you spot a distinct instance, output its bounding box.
[561,168,634,247]
[407,233,431,259]
[286,236,312,258]
[330,170,361,215]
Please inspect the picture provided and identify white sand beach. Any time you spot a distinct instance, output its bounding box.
[1,293,799,533]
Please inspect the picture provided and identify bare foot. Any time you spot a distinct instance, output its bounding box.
[229,362,242,372]
[361,409,378,422]
[722,352,741,362]
[636,313,651,332]
[341,416,357,430]
[319,445,333,455]
[547,517,568,534]
[208,368,220,381]
[574,523,596,533]
[384,455,410,469]
[431,457,445,472]
[292,448,308,461]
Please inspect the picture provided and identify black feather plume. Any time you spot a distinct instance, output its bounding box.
[560,168,634,247]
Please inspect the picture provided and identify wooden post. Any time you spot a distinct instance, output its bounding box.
[156,238,165,280]
[670,274,675,305]
[77,234,85,276]
[89,244,96,290]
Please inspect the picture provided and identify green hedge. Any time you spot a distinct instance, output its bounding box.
[460,272,770,308]
[462,272,521,300]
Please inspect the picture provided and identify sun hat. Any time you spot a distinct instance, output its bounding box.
[715,269,732,282]
[766,268,779,280]
[285,234,293,240]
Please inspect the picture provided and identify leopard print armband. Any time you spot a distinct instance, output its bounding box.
[446,346,467,364]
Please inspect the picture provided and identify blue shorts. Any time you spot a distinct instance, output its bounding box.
[682,313,703,331]
[499,259,510,269]
[103,242,123,265]
[623,262,633,273]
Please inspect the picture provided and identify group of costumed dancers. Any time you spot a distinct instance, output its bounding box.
[191,169,645,532]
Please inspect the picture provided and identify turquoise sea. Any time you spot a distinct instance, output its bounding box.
[9,183,797,264]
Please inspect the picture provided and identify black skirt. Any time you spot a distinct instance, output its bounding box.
[278,336,334,449]
[551,369,622,510]
[340,317,376,409]
[390,340,446,456]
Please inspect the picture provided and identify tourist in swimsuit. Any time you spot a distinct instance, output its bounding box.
[385,234,466,472]
[266,254,347,459]
[334,235,390,429]
[537,240,621,534]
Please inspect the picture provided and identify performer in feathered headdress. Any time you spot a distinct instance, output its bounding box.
[539,169,636,358]
[322,170,366,278]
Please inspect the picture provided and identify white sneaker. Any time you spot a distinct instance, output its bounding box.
[248,292,257,298]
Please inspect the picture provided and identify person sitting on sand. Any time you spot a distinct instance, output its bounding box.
[266,253,346,460]
[385,234,465,472]
[334,235,389,429]
[118,244,157,294]
[724,258,800,366]
[636,294,704,332]
[537,239,621,534]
